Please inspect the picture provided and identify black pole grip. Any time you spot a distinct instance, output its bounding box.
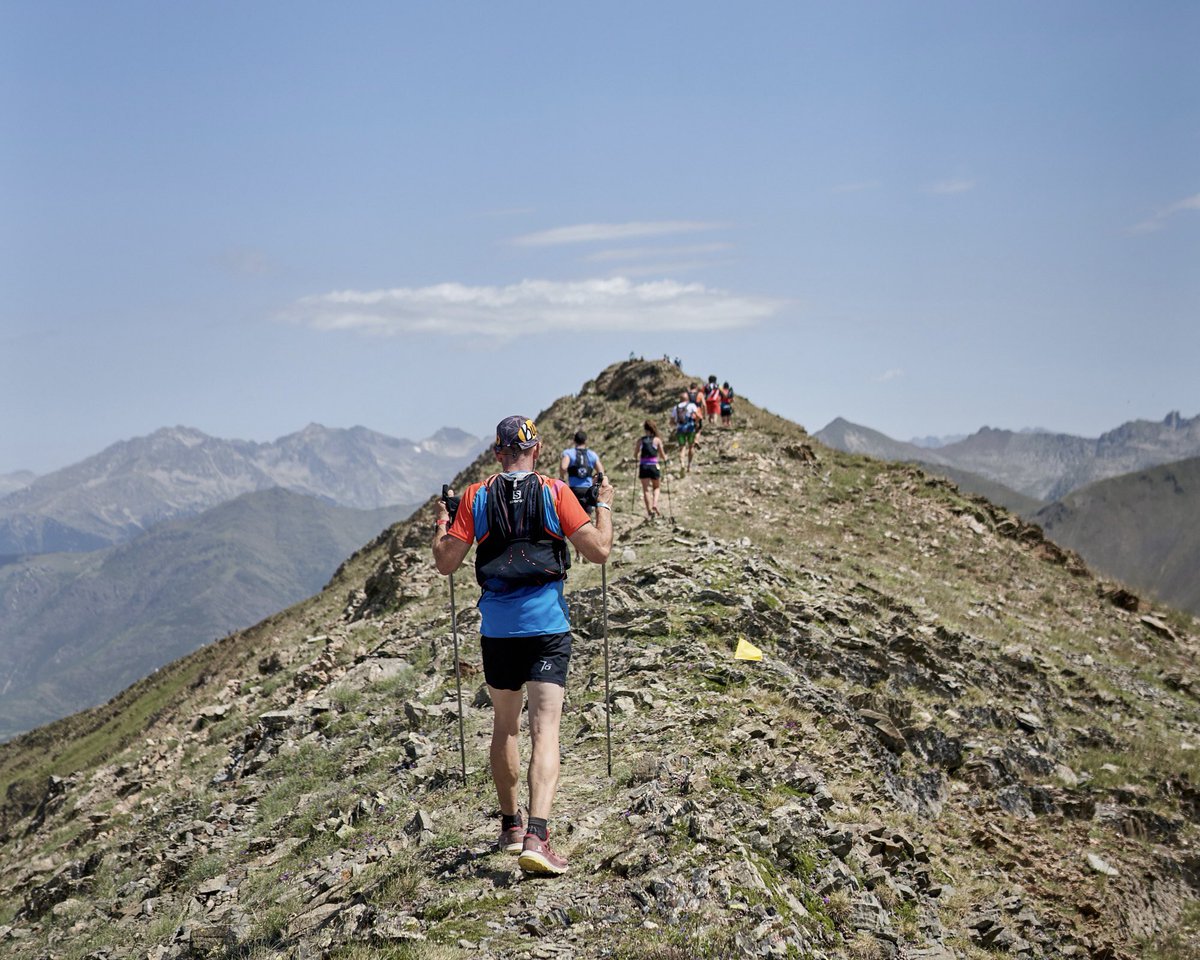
[440,484,460,522]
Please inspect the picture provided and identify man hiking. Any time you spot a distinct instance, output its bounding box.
[720,381,734,428]
[433,416,614,876]
[559,430,605,516]
[672,390,701,475]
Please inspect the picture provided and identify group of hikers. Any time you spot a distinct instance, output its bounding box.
[431,371,735,877]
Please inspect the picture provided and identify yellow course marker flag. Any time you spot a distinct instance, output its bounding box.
[734,637,763,661]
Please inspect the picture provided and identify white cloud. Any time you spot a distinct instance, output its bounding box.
[284,277,782,338]
[1130,192,1200,234]
[584,242,733,263]
[831,180,882,193]
[874,368,904,383]
[923,179,976,195]
[511,220,725,247]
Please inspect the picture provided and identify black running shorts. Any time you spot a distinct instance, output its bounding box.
[638,464,660,480]
[481,632,572,690]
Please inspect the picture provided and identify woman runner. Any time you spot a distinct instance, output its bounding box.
[634,419,668,518]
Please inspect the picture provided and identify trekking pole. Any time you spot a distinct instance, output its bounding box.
[602,559,612,778]
[442,486,467,785]
[664,470,673,521]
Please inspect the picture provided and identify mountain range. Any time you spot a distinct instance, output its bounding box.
[1034,456,1200,617]
[816,410,1200,503]
[0,424,483,557]
[0,359,1194,958]
[0,473,34,499]
[0,488,416,739]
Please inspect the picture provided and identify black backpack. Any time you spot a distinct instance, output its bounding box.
[639,435,657,459]
[474,474,570,593]
[569,447,594,482]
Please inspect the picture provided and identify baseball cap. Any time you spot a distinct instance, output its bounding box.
[494,416,540,450]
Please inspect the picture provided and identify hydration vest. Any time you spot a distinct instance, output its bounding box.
[567,447,596,485]
[474,473,570,593]
[675,402,697,432]
[705,382,720,401]
[639,435,658,460]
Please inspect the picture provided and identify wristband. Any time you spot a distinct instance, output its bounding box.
[596,502,611,511]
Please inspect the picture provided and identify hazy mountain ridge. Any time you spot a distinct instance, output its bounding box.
[817,411,1200,502]
[1035,457,1200,617]
[0,424,484,557]
[0,487,417,740]
[0,360,1195,959]
[0,473,35,498]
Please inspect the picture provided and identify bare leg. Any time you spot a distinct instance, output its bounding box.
[651,478,661,513]
[525,681,564,820]
[641,477,652,516]
[489,686,524,816]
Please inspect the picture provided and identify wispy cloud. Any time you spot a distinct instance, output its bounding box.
[832,180,881,194]
[511,221,725,247]
[284,278,782,338]
[1130,193,1200,234]
[874,368,904,383]
[923,179,976,195]
[584,242,733,263]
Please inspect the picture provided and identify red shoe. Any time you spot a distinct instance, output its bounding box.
[518,832,568,875]
[498,824,524,854]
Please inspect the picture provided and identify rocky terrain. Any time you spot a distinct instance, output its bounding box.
[0,359,1196,960]
[0,425,482,557]
[816,412,1200,503]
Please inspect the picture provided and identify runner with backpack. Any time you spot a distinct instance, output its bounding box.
[559,430,605,516]
[720,381,734,428]
[704,375,722,425]
[633,419,668,519]
[672,390,702,475]
[432,416,614,877]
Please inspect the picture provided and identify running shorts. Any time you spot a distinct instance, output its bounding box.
[481,632,572,690]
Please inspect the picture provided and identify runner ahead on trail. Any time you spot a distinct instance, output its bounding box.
[672,390,701,475]
[634,419,668,518]
[704,375,721,424]
[433,416,614,876]
[720,381,734,427]
[559,430,605,516]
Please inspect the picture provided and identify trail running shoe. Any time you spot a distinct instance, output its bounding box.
[498,825,525,854]
[518,832,568,876]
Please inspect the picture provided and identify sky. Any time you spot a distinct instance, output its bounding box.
[2,1,1197,475]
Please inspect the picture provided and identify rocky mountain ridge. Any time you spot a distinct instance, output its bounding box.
[0,360,1196,960]
[0,424,484,558]
[0,473,35,499]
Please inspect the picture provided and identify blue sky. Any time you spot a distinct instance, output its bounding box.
[2,1,1197,474]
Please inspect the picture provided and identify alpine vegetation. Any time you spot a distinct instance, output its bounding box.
[0,360,1196,959]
